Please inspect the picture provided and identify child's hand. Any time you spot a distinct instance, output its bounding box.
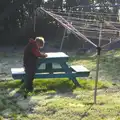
[45,54,48,57]
[44,53,48,58]
[40,53,47,58]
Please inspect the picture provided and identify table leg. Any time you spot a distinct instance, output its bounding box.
[45,63,53,74]
[60,63,80,87]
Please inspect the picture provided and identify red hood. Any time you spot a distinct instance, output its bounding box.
[29,39,36,44]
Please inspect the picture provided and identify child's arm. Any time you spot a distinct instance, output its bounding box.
[32,47,47,58]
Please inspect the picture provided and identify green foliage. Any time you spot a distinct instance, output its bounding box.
[0,0,119,45]
[0,78,113,93]
[0,116,3,120]
[0,80,21,88]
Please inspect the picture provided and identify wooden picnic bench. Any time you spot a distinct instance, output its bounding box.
[11,52,90,86]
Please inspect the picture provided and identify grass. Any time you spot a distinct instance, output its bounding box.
[0,78,120,120]
[0,78,112,91]
[68,49,120,82]
[0,49,120,120]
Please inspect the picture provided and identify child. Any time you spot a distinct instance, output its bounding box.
[23,37,47,94]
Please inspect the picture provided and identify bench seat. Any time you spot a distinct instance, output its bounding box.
[11,65,90,80]
[70,65,90,73]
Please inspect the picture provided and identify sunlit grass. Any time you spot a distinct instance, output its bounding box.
[0,78,112,92]
[0,49,120,120]
[2,85,119,120]
[68,49,120,82]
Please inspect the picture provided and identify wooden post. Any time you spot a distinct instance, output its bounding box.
[94,22,102,104]
[33,11,36,33]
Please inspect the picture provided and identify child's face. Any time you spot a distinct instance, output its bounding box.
[37,41,44,48]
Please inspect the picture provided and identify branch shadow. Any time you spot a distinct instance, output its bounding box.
[80,103,94,120]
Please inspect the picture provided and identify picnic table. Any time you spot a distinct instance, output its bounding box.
[11,52,90,86]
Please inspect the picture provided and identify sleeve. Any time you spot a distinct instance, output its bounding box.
[32,46,46,57]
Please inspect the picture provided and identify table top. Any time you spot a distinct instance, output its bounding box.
[41,52,69,59]
[38,52,69,64]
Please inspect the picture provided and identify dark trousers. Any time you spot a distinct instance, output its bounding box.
[24,65,36,92]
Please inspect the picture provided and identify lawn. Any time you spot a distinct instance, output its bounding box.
[0,49,120,120]
[0,78,120,120]
[68,49,120,83]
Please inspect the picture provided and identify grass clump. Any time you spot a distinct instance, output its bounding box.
[0,78,113,93]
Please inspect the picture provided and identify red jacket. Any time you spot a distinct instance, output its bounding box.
[23,39,45,69]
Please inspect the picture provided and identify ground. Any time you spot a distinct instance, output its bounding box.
[0,46,23,80]
[0,79,120,120]
[0,46,120,120]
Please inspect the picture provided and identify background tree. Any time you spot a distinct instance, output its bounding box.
[0,0,120,46]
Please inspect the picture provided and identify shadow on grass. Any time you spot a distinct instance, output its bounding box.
[0,87,30,119]
[33,79,76,95]
[0,78,112,111]
[0,78,113,119]
[80,104,93,120]
[0,79,77,119]
[0,78,112,94]
[0,78,76,99]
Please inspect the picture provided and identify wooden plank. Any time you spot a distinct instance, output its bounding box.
[45,52,69,58]
[11,68,25,74]
[38,52,69,64]
[71,65,90,73]
[38,58,69,64]
[11,67,65,74]
[12,72,90,80]
[37,68,65,73]
[11,67,90,80]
